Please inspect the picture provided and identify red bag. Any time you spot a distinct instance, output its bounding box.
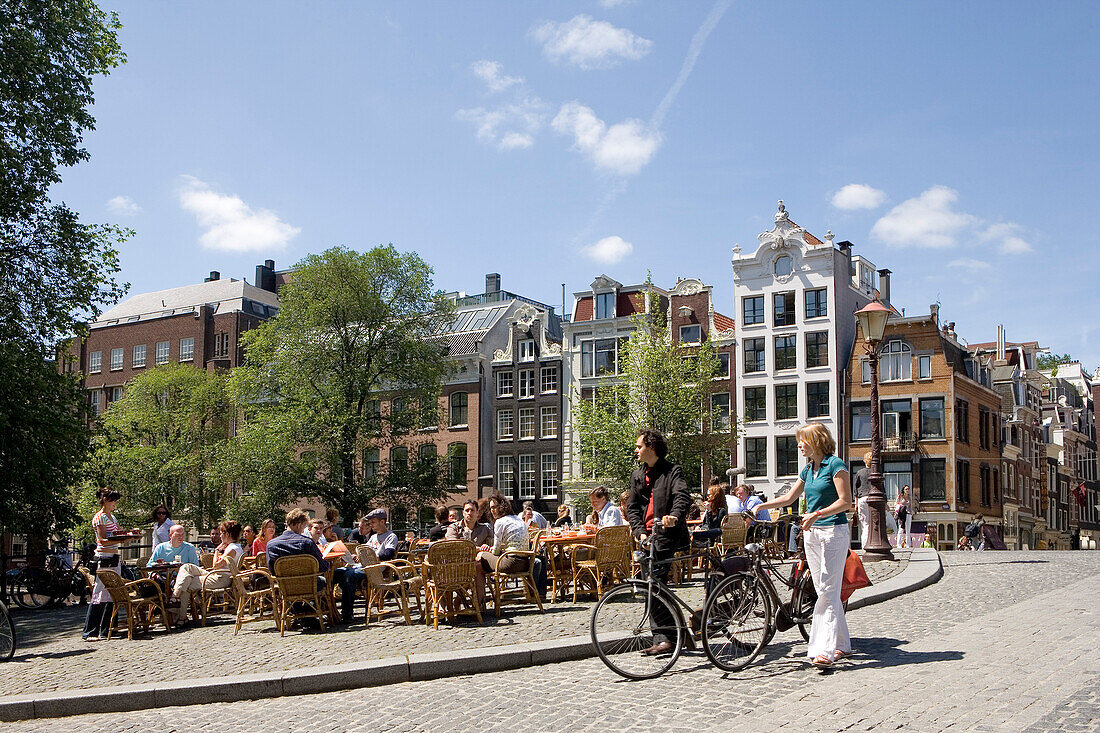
[841,550,871,602]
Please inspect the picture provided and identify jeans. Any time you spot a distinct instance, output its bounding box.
[649,546,679,646]
[82,602,113,638]
[338,567,365,619]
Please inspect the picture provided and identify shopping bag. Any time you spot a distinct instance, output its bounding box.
[840,549,871,602]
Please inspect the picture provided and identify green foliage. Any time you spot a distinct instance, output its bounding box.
[1036,352,1072,375]
[229,245,457,523]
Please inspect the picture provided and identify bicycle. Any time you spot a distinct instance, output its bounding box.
[590,519,728,680]
[0,598,14,661]
[700,513,819,672]
[7,545,94,610]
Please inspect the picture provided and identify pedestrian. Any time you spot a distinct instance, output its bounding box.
[753,422,853,668]
[894,486,912,548]
[82,487,129,641]
[853,451,872,548]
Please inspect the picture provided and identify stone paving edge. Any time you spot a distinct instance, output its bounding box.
[0,550,943,722]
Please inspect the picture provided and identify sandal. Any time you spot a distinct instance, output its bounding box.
[811,654,833,667]
[834,650,849,660]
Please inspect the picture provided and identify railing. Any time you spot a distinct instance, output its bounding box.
[881,431,918,453]
[454,290,554,312]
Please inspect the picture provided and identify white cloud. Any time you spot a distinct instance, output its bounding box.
[980,222,1033,254]
[948,258,993,271]
[106,195,141,216]
[456,96,546,152]
[552,102,660,175]
[531,15,652,69]
[470,59,522,93]
[177,176,300,253]
[599,0,632,7]
[830,184,887,211]
[499,132,535,150]
[583,235,633,264]
[999,236,1033,254]
[870,186,976,248]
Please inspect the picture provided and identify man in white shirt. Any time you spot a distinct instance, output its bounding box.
[364,508,398,561]
[519,501,548,530]
[727,484,770,522]
[589,486,626,527]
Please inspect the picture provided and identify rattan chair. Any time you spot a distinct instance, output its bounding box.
[357,546,424,626]
[272,555,327,636]
[485,547,543,617]
[718,514,749,556]
[571,525,631,602]
[199,559,239,626]
[421,540,481,628]
[232,568,276,635]
[199,552,214,569]
[97,570,170,640]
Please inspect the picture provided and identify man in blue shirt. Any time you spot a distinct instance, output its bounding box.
[727,483,770,522]
[266,509,328,575]
[149,524,201,566]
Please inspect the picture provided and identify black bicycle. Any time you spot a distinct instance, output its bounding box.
[0,598,13,661]
[8,546,93,610]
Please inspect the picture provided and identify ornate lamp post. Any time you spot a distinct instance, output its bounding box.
[855,299,895,561]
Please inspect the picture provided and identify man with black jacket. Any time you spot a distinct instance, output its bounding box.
[627,428,693,656]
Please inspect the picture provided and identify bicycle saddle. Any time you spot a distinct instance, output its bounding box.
[744,542,763,555]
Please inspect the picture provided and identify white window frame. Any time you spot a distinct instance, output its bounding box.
[714,352,731,380]
[497,409,514,441]
[710,393,731,431]
[918,354,932,380]
[110,348,123,371]
[518,340,535,362]
[518,454,536,498]
[497,455,514,493]
[89,389,102,417]
[110,386,124,402]
[496,371,513,398]
[881,340,912,382]
[540,366,558,393]
[540,405,558,438]
[540,453,558,497]
[679,324,702,345]
[132,344,146,368]
[155,341,170,365]
[518,407,535,440]
[518,369,535,399]
[594,292,616,319]
[88,351,102,373]
[179,337,194,362]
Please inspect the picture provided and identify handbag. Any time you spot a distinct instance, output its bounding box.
[841,550,871,602]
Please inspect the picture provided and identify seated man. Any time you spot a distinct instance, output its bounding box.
[519,501,548,530]
[149,524,201,624]
[727,483,770,523]
[307,518,328,548]
[266,509,329,576]
[346,516,371,543]
[338,508,398,622]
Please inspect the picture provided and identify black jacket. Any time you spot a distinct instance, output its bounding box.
[627,457,693,551]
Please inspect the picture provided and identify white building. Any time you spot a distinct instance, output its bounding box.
[732,201,884,497]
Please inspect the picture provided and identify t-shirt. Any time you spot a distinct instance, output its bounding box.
[366,530,399,560]
[152,519,175,545]
[214,542,243,571]
[92,511,120,554]
[492,514,529,554]
[150,541,200,566]
[799,455,849,527]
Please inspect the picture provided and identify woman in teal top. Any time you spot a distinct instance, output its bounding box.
[753,422,853,668]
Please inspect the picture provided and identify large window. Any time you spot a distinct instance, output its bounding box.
[595,292,616,319]
[711,393,731,431]
[881,398,912,439]
[955,399,969,443]
[775,384,798,420]
[541,454,558,497]
[805,288,827,319]
[957,461,971,504]
[883,461,912,502]
[679,324,701,344]
[881,341,911,381]
[214,332,230,358]
[519,340,535,362]
[389,446,408,474]
[110,347,123,371]
[418,443,437,468]
[363,448,380,479]
[851,402,872,442]
[744,338,766,373]
[807,381,830,418]
[497,455,514,493]
[496,371,514,397]
[714,352,731,379]
[449,443,467,485]
[805,331,828,367]
[920,398,945,438]
[132,344,146,368]
[745,437,767,477]
[744,386,767,422]
[978,407,991,450]
[540,406,558,438]
[497,409,514,440]
[518,455,536,498]
[179,337,194,362]
[89,390,101,417]
[581,339,618,377]
[156,341,170,365]
[449,392,467,426]
[773,291,795,327]
[774,335,797,371]
[518,407,536,439]
[518,369,535,398]
[742,296,764,325]
[776,436,799,476]
[920,458,946,500]
[540,366,558,393]
[89,351,102,373]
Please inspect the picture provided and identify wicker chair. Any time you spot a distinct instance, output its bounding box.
[199,552,214,570]
[199,559,238,626]
[272,555,327,636]
[232,568,276,635]
[485,546,543,617]
[421,540,481,629]
[357,546,424,626]
[97,570,170,640]
[571,525,631,602]
[717,514,749,557]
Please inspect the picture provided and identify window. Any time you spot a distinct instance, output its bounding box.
[775,384,798,420]
[679,324,701,344]
[156,341,170,365]
[449,443,467,485]
[978,407,991,450]
[214,332,230,358]
[390,397,413,433]
[883,461,912,502]
[805,288,827,319]
[110,347,123,371]
[742,296,764,325]
[851,402,872,442]
[418,443,437,467]
[540,406,558,438]
[807,381,830,418]
[496,371,513,397]
[918,355,932,380]
[89,390,101,418]
[541,454,559,497]
[519,455,536,498]
[595,292,616,319]
[497,410,513,440]
[711,393,731,431]
[519,340,535,362]
[773,291,795,326]
[920,398,945,438]
[132,344,146,368]
[714,353,730,379]
[980,464,992,506]
[955,399,969,443]
[364,448,380,479]
[366,399,382,435]
[518,369,535,398]
[497,455,514,493]
[420,396,439,429]
[776,436,799,476]
[744,387,767,422]
[179,337,194,362]
[920,459,946,500]
[540,366,558,393]
[581,339,618,377]
[745,437,767,477]
[89,351,102,373]
[861,359,870,384]
[881,341,911,381]
[518,407,535,439]
[744,338,765,373]
[389,447,408,481]
[957,461,971,504]
[109,386,124,403]
[805,332,828,368]
[449,392,468,426]
[774,335,797,371]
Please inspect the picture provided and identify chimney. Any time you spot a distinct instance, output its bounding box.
[204,271,220,283]
[877,268,892,304]
[485,273,501,294]
[838,240,854,278]
[255,260,277,293]
[930,303,939,325]
[997,324,1006,363]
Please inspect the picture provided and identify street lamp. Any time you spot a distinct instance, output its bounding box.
[854,299,895,561]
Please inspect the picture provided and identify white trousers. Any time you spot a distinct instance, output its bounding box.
[896,515,912,547]
[856,497,870,548]
[803,523,851,662]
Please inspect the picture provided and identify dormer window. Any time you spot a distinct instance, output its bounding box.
[595,292,616,319]
[519,339,535,362]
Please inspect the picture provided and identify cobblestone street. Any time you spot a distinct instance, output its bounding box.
[4,551,1097,732]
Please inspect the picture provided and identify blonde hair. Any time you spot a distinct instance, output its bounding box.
[797,422,836,458]
[862,451,873,466]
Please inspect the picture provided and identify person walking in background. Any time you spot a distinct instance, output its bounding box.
[753,422,853,668]
[853,451,872,549]
[894,486,912,548]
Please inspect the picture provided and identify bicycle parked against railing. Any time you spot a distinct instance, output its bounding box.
[0,598,14,661]
[7,545,94,610]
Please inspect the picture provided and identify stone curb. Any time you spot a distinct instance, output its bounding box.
[0,552,942,722]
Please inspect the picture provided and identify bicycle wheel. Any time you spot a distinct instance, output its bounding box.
[702,573,773,672]
[792,570,817,641]
[591,581,684,680]
[0,601,14,661]
[10,569,53,609]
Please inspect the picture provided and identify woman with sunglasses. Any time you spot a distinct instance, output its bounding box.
[151,504,175,545]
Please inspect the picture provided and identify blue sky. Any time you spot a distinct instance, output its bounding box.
[55,1,1100,367]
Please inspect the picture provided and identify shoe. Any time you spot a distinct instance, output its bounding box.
[82,635,101,642]
[834,649,849,660]
[811,654,833,667]
[641,641,674,656]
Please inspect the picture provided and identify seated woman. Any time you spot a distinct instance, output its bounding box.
[552,504,572,528]
[692,483,728,545]
[171,520,243,626]
[475,496,529,608]
[427,505,453,542]
[252,519,275,556]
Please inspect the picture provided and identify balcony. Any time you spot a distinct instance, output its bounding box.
[881,431,917,454]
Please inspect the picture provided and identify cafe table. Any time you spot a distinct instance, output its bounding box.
[540,530,598,603]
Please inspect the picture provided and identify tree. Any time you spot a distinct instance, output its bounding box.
[0,1,130,539]
[1036,352,1072,375]
[570,291,735,493]
[229,245,457,524]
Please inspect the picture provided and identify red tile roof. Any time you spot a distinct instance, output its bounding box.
[714,312,735,331]
[574,296,593,321]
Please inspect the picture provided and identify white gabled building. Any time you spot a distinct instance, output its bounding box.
[732,201,885,497]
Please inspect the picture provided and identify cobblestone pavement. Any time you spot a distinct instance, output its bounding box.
[6,551,1097,732]
[1,551,908,695]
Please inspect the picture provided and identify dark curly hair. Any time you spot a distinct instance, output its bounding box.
[637,428,668,459]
